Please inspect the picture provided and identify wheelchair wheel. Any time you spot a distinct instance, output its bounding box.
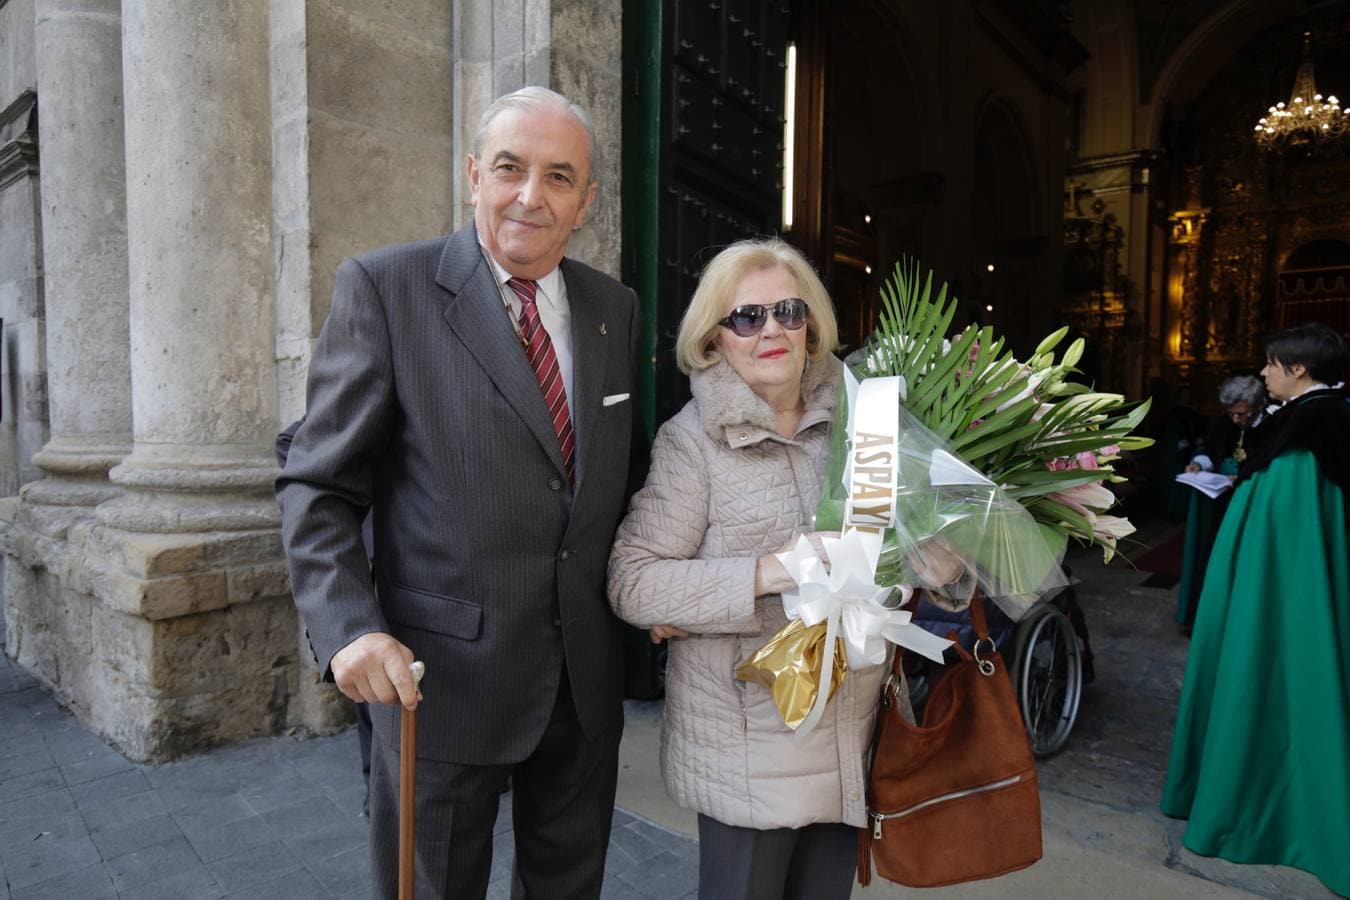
[1012,604,1082,757]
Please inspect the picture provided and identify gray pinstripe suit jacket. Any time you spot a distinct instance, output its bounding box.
[276,222,642,765]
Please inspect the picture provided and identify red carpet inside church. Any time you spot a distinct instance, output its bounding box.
[1134,530,1185,577]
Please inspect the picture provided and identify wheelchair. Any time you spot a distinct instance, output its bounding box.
[905,575,1092,757]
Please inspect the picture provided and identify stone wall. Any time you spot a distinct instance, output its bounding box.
[3,512,298,760]
[275,0,457,425]
[452,0,623,278]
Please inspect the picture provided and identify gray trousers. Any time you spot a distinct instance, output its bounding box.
[368,674,622,899]
[696,814,858,900]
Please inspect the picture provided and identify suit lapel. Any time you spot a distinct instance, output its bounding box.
[437,226,568,481]
[564,261,610,490]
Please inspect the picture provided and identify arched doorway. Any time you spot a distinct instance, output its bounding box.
[789,0,939,353]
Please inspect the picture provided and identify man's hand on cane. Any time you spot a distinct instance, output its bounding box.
[332,632,423,710]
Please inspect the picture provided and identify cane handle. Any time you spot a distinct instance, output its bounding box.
[409,660,425,687]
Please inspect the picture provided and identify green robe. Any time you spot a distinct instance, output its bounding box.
[1160,449,1350,896]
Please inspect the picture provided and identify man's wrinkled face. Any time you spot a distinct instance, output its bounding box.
[467,105,597,281]
[1224,401,1256,426]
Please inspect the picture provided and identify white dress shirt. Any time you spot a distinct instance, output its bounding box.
[480,248,575,425]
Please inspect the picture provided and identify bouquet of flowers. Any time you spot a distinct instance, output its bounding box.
[737,258,1153,732]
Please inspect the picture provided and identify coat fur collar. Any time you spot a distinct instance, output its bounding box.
[689,353,842,445]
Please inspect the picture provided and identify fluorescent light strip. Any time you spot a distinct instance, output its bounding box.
[782,42,797,231]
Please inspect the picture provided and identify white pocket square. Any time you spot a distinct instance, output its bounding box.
[602,393,630,407]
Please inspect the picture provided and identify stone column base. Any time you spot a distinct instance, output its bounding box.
[0,503,350,762]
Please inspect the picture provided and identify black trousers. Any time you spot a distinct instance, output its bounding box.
[368,674,622,899]
[696,814,858,900]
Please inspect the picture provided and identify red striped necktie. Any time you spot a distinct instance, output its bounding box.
[507,277,575,484]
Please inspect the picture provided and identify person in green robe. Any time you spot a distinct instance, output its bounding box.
[1174,375,1267,629]
[1161,322,1350,897]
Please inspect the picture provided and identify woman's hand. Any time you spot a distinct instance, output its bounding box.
[1184,462,1201,474]
[801,531,832,566]
[649,624,690,644]
[755,553,797,597]
[754,531,837,596]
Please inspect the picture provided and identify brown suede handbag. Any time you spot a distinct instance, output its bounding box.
[857,595,1042,887]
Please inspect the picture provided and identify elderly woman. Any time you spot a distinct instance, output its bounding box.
[609,238,877,898]
[1183,374,1267,476]
[1176,374,1268,629]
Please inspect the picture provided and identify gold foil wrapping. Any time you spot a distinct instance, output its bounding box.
[734,619,849,730]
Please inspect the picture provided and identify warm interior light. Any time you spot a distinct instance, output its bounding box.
[864,265,872,275]
[985,304,994,312]
[863,213,872,224]
[781,43,797,231]
[986,263,995,272]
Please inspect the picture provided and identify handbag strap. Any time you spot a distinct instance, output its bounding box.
[970,591,990,641]
[892,590,989,673]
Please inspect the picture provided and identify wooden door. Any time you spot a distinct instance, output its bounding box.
[624,0,792,427]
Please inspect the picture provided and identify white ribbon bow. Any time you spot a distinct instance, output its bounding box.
[775,529,953,735]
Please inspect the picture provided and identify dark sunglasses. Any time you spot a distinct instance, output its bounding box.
[717,298,810,337]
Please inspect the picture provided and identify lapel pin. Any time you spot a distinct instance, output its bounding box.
[599,322,607,335]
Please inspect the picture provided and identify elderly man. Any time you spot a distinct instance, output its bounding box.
[277,87,644,898]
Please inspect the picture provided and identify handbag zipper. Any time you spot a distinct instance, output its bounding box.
[870,774,1022,838]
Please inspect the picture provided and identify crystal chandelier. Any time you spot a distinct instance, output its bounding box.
[1254,32,1350,147]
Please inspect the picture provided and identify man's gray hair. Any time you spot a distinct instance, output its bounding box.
[1218,374,1266,408]
[472,87,599,185]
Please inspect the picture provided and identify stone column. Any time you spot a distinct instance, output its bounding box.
[24,0,132,530]
[105,1,278,531]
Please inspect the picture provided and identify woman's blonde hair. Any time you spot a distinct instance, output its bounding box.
[674,238,839,374]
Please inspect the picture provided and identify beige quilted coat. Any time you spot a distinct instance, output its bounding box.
[608,354,889,829]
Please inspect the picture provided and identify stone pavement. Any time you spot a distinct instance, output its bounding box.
[0,614,697,899]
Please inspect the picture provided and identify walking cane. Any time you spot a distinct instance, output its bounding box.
[399,660,426,900]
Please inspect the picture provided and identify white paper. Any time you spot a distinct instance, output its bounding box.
[1175,471,1233,499]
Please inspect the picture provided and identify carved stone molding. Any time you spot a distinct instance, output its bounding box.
[0,137,37,189]
[0,89,38,189]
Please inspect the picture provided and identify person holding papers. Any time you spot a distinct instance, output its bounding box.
[1183,375,1266,477]
[1174,375,1266,628]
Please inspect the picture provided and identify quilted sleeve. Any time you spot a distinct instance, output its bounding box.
[608,418,759,634]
